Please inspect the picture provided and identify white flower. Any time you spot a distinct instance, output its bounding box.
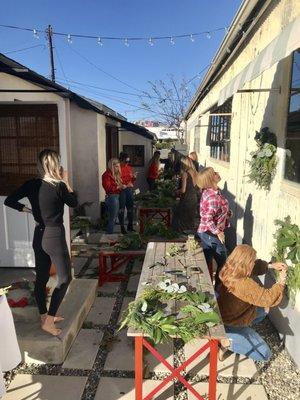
[286,259,294,267]
[178,285,187,293]
[286,149,291,157]
[158,279,172,290]
[198,303,213,313]
[141,301,148,313]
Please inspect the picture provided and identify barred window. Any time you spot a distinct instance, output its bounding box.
[208,98,232,162]
[284,49,300,183]
[0,104,59,195]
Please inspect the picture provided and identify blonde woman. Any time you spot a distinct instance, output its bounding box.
[102,158,126,234]
[4,149,77,336]
[189,151,201,172]
[196,167,232,288]
[218,244,287,361]
[172,157,199,233]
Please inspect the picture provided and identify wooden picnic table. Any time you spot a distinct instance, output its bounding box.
[127,241,227,400]
[99,233,187,247]
[138,207,172,233]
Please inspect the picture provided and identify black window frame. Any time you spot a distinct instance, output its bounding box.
[208,98,232,162]
[122,144,145,167]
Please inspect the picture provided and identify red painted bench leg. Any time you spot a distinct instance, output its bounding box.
[208,340,218,400]
[135,336,143,400]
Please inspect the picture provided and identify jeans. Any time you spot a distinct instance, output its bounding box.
[197,231,227,287]
[225,307,271,362]
[105,194,119,234]
[119,188,134,229]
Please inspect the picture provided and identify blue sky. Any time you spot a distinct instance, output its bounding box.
[1,0,242,121]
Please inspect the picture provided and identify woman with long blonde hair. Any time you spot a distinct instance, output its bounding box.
[196,167,232,288]
[172,156,199,233]
[5,149,78,336]
[102,158,125,234]
[218,244,287,361]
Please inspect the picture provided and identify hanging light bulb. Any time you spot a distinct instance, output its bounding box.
[148,37,154,46]
[124,38,129,47]
[67,34,72,44]
[226,47,231,54]
[97,37,103,46]
[206,32,212,39]
[190,34,195,42]
[224,26,229,35]
[33,29,39,39]
[170,36,175,45]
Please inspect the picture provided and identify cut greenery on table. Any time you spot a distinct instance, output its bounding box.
[119,280,220,344]
[166,244,185,257]
[273,216,300,304]
[248,127,277,191]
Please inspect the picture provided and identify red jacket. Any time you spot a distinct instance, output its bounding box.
[121,164,135,186]
[148,162,159,180]
[102,170,121,194]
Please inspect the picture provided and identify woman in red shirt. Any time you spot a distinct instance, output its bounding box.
[102,158,125,234]
[147,150,161,191]
[196,167,232,288]
[119,152,136,233]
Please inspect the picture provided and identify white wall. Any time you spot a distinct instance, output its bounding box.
[119,130,153,193]
[70,102,101,222]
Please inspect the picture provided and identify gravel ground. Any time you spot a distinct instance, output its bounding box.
[4,253,300,400]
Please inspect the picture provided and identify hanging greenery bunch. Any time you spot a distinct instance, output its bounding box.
[114,232,145,251]
[143,221,179,239]
[273,216,300,304]
[248,127,277,191]
[119,281,220,344]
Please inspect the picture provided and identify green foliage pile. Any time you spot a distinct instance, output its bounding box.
[155,179,177,198]
[248,127,277,191]
[143,222,179,239]
[114,232,144,251]
[273,216,300,304]
[119,286,220,344]
[71,217,92,231]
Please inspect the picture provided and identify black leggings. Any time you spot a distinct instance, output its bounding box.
[33,225,72,316]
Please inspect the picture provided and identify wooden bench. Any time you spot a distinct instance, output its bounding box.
[127,241,227,400]
[138,207,172,234]
[98,248,145,287]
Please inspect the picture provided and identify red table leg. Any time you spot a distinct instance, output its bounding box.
[208,340,218,400]
[135,336,143,400]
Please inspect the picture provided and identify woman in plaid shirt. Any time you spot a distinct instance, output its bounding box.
[197,167,232,289]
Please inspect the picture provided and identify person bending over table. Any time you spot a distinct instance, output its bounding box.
[196,167,232,288]
[118,152,137,234]
[102,158,126,234]
[218,244,287,362]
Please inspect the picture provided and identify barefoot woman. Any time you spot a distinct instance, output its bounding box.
[4,149,77,336]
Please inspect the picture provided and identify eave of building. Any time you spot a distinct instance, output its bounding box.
[184,0,272,120]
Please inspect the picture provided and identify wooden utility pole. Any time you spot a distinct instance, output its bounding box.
[46,25,56,82]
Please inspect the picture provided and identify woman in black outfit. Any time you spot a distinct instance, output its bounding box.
[4,149,77,336]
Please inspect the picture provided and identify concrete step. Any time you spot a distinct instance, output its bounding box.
[15,278,97,364]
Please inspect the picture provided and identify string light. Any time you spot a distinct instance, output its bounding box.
[225,26,229,34]
[33,29,39,39]
[170,36,175,45]
[67,34,72,44]
[190,34,195,42]
[124,38,129,47]
[148,38,154,46]
[97,37,103,46]
[206,32,212,39]
[226,47,231,54]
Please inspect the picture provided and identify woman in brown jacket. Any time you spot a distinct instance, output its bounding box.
[218,244,287,361]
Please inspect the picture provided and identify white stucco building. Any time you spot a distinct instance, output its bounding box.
[184,0,300,366]
[0,53,153,268]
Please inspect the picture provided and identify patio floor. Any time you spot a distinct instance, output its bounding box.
[3,233,300,400]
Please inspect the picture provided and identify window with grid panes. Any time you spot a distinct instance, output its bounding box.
[0,104,59,195]
[284,49,300,183]
[208,98,232,162]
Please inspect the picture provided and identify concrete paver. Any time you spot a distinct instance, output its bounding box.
[63,329,103,370]
[104,330,134,371]
[85,297,115,325]
[184,339,258,378]
[94,377,174,400]
[72,257,88,276]
[3,374,87,400]
[118,297,135,323]
[127,273,140,292]
[187,382,268,400]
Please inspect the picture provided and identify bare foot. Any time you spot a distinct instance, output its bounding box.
[42,316,62,336]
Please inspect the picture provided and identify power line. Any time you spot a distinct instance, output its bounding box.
[3,43,45,55]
